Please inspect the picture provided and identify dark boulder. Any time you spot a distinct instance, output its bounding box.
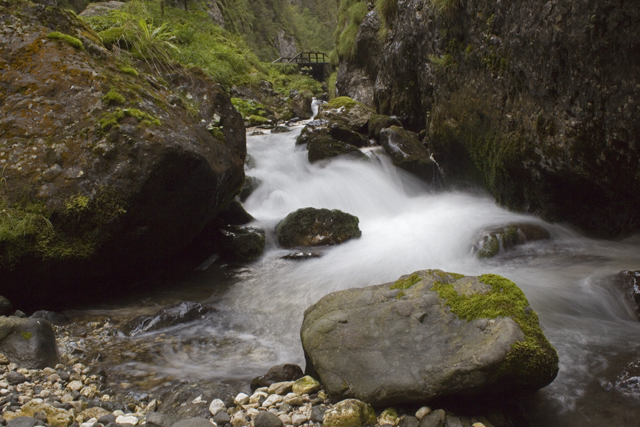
[158,380,237,418]
[474,223,551,259]
[239,176,261,202]
[216,226,266,263]
[120,302,212,337]
[0,1,245,310]
[253,412,283,427]
[301,269,558,406]
[328,123,368,148]
[30,311,71,326]
[307,130,366,163]
[0,317,59,369]
[275,208,362,248]
[0,297,13,316]
[367,115,402,141]
[380,126,439,182]
[216,200,254,226]
[251,363,304,390]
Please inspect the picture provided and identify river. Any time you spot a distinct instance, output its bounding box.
[70,126,640,426]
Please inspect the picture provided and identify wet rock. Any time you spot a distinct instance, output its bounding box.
[307,130,367,163]
[280,252,322,261]
[614,270,640,319]
[30,311,71,326]
[0,296,13,316]
[251,364,304,390]
[328,124,368,148]
[145,413,176,427]
[0,317,59,369]
[474,224,551,259]
[317,97,375,134]
[158,380,237,419]
[418,410,445,427]
[380,126,438,183]
[398,416,418,427]
[216,226,266,263]
[275,208,362,248]
[253,412,283,427]
[239,176,261,202]
[323,399,376,427]
[7,372,27,385]
[301,270,558,406]
[290,92,314,120]
[120,302,212,337]
[272,126,291,134]
[216,200,254,226]
[367,115,402,141]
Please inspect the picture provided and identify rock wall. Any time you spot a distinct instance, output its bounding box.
[337,0,640,236]
[0,0,245,309]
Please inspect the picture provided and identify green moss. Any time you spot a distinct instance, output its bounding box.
[326,96,357,110]
[99,108,161,131]
[118,66,140,77]
[21,331,32,340]
[208,126,225,141]
[248,115,270,126]
[47,31,85,50]
[335,0,368,59]
[102,89,126,106]
[231,98,267,118]
[432,274,559,387]
[390,273,421,290]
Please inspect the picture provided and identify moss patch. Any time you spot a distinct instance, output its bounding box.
[433,273,559,388]
[47,31,85,50]
[390,273,421,290]
[21,331,32,340]
[102,89,126,106]
[118,66,139,77]
[326,96,357,110]
[99,108,161,131]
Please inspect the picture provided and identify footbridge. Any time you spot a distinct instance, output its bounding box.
[273,52,332,82]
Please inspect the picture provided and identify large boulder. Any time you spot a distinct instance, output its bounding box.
[317,97,375,134]
[338,0,640,237]
[216,225,265,263]
[0,1,245,309]
[379,126,439,183]
[276,208,362,248]
[0,316,59,369]
[307,130,367,164]
[301,269,558,406]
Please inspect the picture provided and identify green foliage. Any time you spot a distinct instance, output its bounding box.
[248,115,271,126]
[231,98,267,118]
[47,31,85,50]
[266,66,323,96]
[118,65,140,77]
[375,0,396,37]
[102,89,126,105]
[335,0,368,59]
[327,71,337,99]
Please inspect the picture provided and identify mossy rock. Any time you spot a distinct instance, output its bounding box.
[318,97,374,133]
[380,126,438,182]
[276,208,362,248]
[367,114,402,140]
[328,123,368,148]
[323,399,376,427]
[217,226,265,263]
[292,375,321,395]
[301,269,558,406]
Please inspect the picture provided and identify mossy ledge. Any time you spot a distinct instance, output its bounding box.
[432,273,559,391]
[46,31,84,50]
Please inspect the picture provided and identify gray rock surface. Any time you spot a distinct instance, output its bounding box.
[0,317,59,369]
[171,418,213,427]
[158,381,237,419]
[301,269,558,406]
[254,411,283,427]
[7,417,38,427]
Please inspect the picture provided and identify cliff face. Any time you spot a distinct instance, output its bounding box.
[337,0,640,236]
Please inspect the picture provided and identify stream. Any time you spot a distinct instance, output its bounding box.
[69,126,640,426]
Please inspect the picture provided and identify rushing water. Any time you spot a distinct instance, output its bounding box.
[71,126,640,426]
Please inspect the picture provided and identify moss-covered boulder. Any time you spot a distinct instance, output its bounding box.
[379,126,439,182]
[301,269,558,406]
[307,130,367,163]
[328,123,368,148]
[0,0,245,309]
[367,115,402,141]
[474,223,551,259]
[292,375,322,395]
[276,208,362,248]
[323,399,376,427]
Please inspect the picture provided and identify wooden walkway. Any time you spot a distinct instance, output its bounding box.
[273,52,332,81]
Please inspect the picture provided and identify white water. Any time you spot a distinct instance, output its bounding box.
[89,127,640,426]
